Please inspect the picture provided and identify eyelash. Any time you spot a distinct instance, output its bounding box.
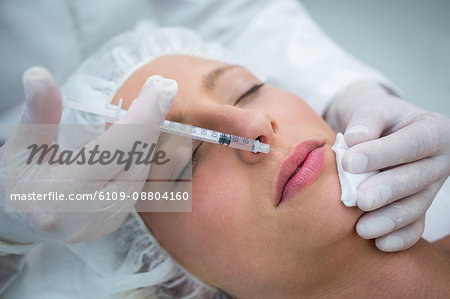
[233,82,265,106]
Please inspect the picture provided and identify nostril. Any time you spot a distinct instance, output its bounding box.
[256,135,267,143]
[250,136,265,154]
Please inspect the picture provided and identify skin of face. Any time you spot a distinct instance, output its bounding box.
[113,55,364,298]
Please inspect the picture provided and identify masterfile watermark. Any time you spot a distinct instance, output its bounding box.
[3,124,193,212]
[26,141,170,171]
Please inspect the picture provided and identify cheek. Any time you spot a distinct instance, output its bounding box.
[145,155,249,286]
[193,162,242,222]
[290,100,335,136]
[256,91,335,137]
[190,148,254,234]
[168,152,257,281]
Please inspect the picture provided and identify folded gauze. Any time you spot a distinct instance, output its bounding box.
[332,133,378,207]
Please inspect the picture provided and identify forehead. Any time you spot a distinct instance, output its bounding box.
[148,55,229,81]
[112,55,228,120]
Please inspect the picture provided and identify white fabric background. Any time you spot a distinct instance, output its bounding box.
[0,1,448,297]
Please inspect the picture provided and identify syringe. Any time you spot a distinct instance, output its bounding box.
[159,119,270,153]
[62,98,277,154]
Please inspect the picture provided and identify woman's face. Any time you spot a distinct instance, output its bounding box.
[116,55,362,298]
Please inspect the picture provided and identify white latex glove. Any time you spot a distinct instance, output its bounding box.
[0,67,176,244]
[326,80,450,252]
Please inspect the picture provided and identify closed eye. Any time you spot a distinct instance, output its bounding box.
[233,83,265,106]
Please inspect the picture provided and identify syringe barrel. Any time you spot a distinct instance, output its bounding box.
[225,135,256,152]
[159,120,221,143]
[160,120,193,138]
[225,135,270,153]
[159,120,270,153]
[62,101,271,154]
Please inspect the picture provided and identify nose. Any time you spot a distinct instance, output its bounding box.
[208,106,278,163]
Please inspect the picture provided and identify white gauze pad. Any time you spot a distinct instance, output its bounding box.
[332,133,378,207]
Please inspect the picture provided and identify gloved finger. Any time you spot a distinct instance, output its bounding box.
[21,66,63,125]
[9,67,63,146]
[343,95,402,147]
[44,199,134,243]
[116,75,176,126]
[357,156,448,211]
[342,112,449,173]
[95,163,149,227]
[356,180,441,239]
[22,177,142,243]
[61,177,142,243]
[48,76,178,242]
[375,216,425,252]
[51,75,177,184]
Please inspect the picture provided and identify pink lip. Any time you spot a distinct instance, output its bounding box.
[275,140,325,207]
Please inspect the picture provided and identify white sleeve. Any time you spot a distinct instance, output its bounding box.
[153,0,392,116]
[229,0,393,115]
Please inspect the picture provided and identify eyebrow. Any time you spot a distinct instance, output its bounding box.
[202,65,242,90]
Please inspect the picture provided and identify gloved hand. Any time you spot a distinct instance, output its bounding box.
[326,80,450,252]
[0,67,176,244]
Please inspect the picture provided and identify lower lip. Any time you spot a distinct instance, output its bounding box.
[279,146,325,205]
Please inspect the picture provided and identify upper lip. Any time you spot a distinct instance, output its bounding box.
[274,140,323,206]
